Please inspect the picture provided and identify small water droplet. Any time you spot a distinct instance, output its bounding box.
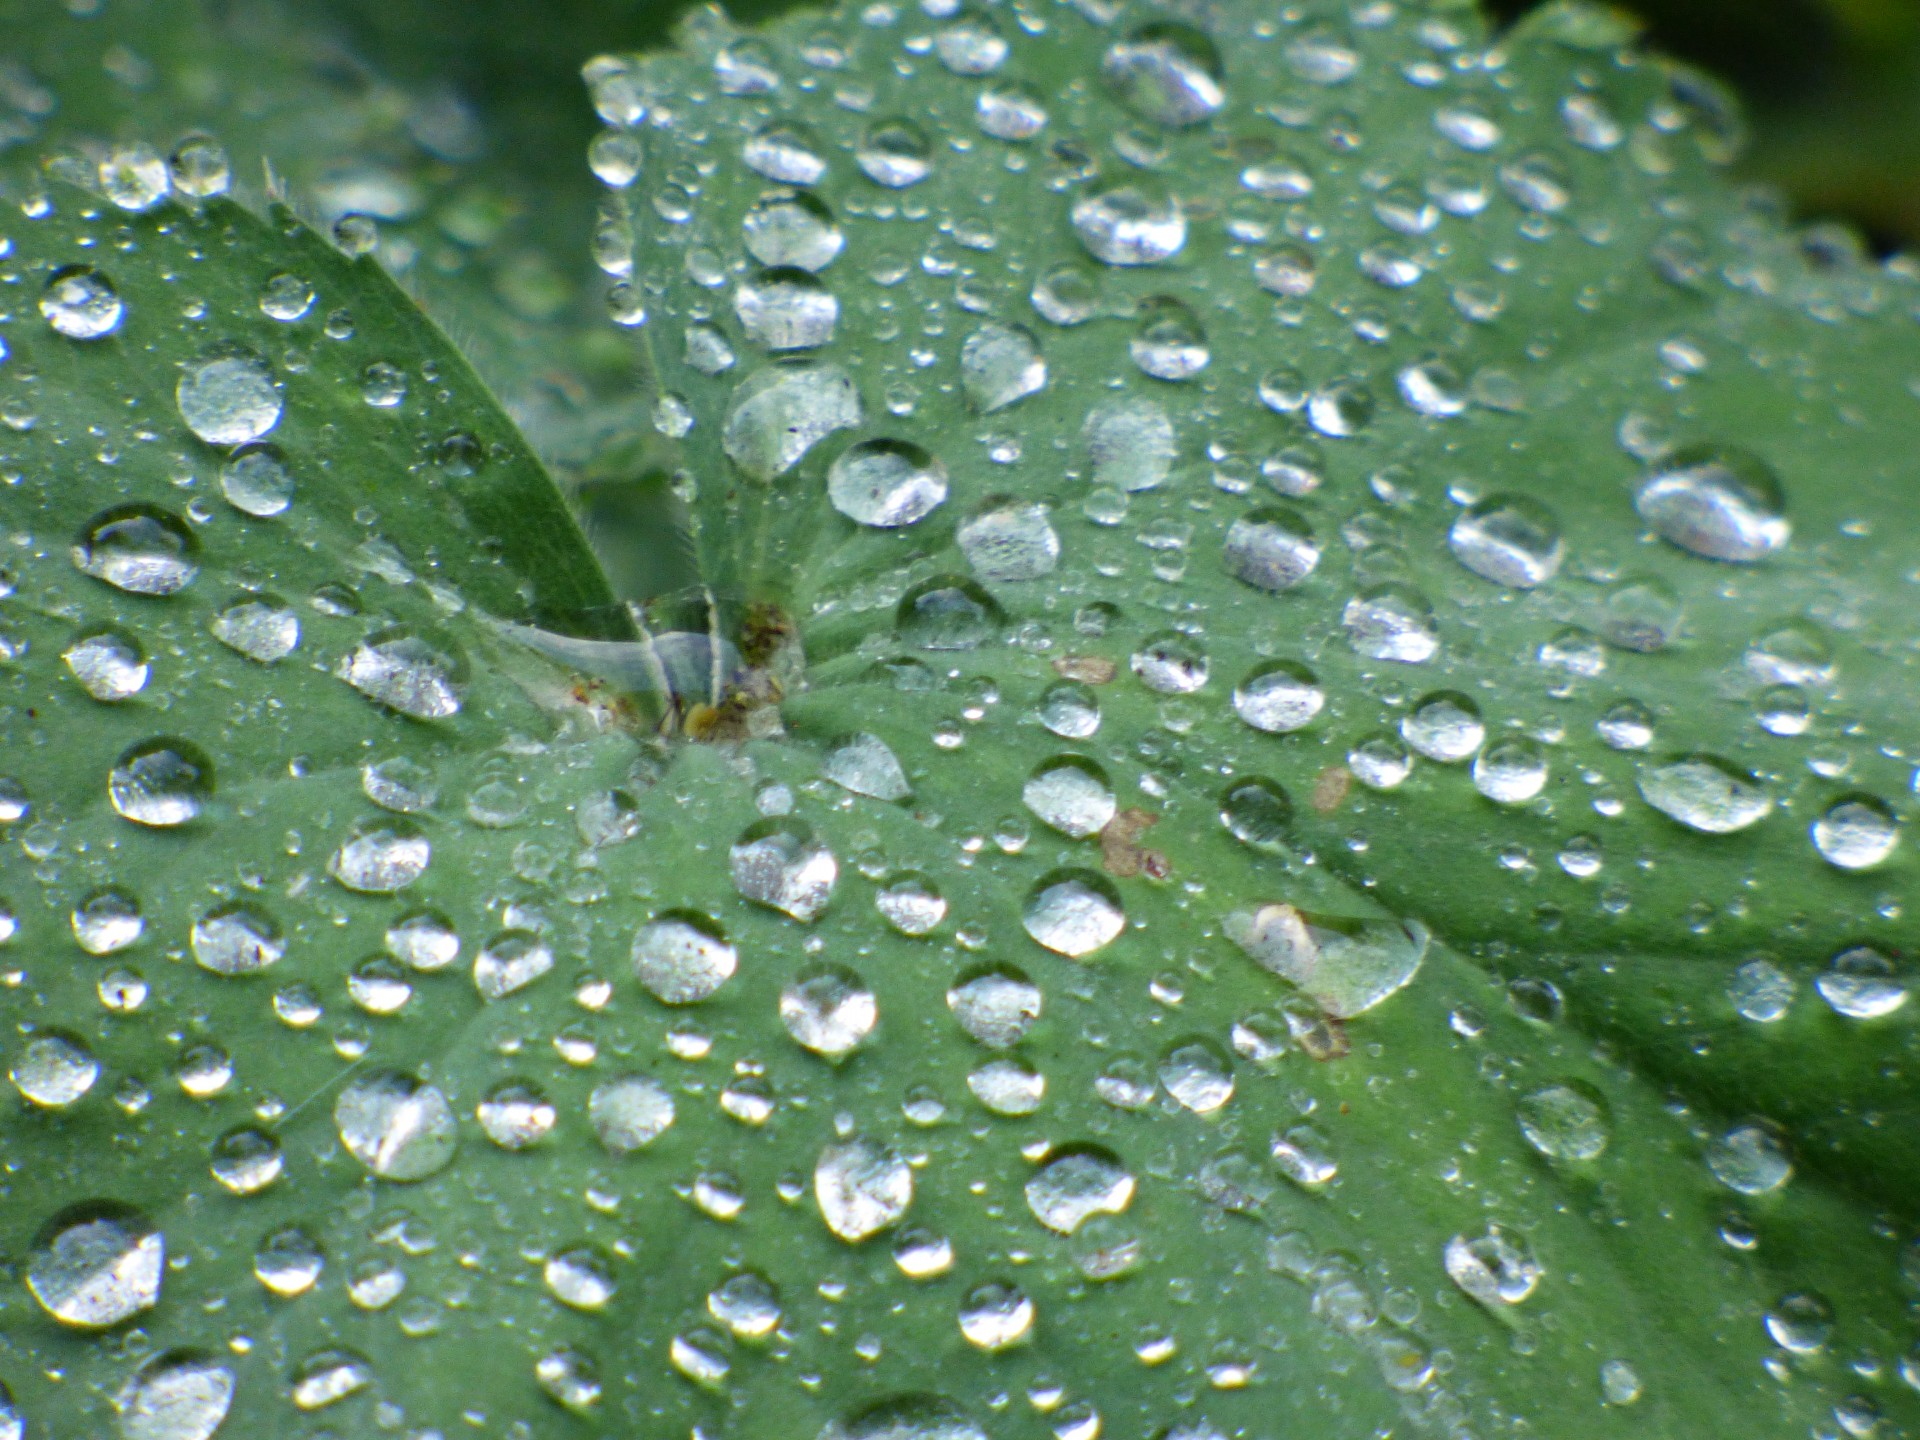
[108,738,213,827]
[1811,795,1899,870]
[339,626,467,719]
[41,265,123,339]
[1515,1081,1611,1161]
[962,322,1047,412]
[1103,24,1224,127]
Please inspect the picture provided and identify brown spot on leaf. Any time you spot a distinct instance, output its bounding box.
[1311,765,1352,816]
[1053,654,1117,685]
[1100,807,1167,878]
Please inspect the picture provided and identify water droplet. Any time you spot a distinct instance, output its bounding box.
[868,873,942,940]
[978,83,1048,141]
[108,738,212,827]
[1473,738,1548,804]
[1635,444,1789,562]
[360,361,407,408]
[28,1202,162,1327]
[329,818,430,893]
[546,1246,616,1310]
[11,1032,99,1107]
[474,931,553,1000]
[714,37,779,94]
[1024,757,1116,838]
[829,1396,985,1440]
[211,594,299,662]
[1129,297,1209,380]
[1221,778,1293,849]
[116,1352,233,1440]
[857,118,934,187]
[824,732,911,801]
[259,272,315,322]
[1233,663,1324,733]
[290,1349,372,1411]
[723,361,861,481]
[737,268,838,350]
[1023,870,1125,958]
[1764,1292,1833,1354]
[191,903,283,976]
[210,1126,283,1195]
[475,1082,556,1149]
[1132,632,1208,693]
[781,964,877,1058]
[962,322,1047,412]
[1816,946,1908,1019]
[743,191,844,271]
[220,446,295,517]
[968,1057,1044,1114]
[731,819,837,922]
[98,141,169,210]
[588,127,644,186]
[1637,755,1772,833]
[169,135,230,198]
[935,14,1008,74]
[1516,1081,1611,1161]
[1071,180,1186,265]
[828,439,948,528]
[816,1138,912,1241]
[1085,397,1175,491]
[1226,904,1426,1017]
[1350,735,1412,791]
[1343,585,1437,663]
[1161,1039,1234,1112]
[1444,1225,1541,1307]
[1600,1359,1643,1407]
[1707,1121,1791,1194]
[1287,26,1360,84]
[958,500,1059,581]
[1271,1125,1338,1187]
[64,627,149,701]
[333,1070,457,1181]
[897,577,1002,649]
[1728,957,1795,1022]
[41,265,123,339]
[744,122,827,184]
[1448,496,1563,588]
[959,1281,1034,1350]
[1402,692,1484,763]
[709,1271,781,1338]
[1811,795,1899,870]
[1596,699,1655,750]
[1397,356,1467,416]
[590,1074,674,1152]
[386,908,458,971]
[177,348,280,446]
[1306,378,1375,438]
[1103,24,1224,127]
[948,965,1042,1048]
[254,1225,323,1297]
[73,887,143,955]
[1032,262,1097,324]
[340,626,467,718]
[1224,507,1318,592]
[73,505,199,595]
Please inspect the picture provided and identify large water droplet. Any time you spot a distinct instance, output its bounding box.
[177,348,281,446]
[743,191,844,271]
[1224,507,1318,592]
[1023,871,1125,958]
[1103,24,1224,127]
[41,265,123,339]
[1026,1146,1134,1234]
[824,732,911,801]
[1473,738,1548,804]
[11,1031,99,1107]
[1132,632,1208,693]
[116,1352,233,1440]
[28,1202,162,1328]
[333,1071,458,1181]
[1071,181,1186,265]
[210,594,299,662]
[877,874,947,936]
[736,269,838,350]
[962,322,1047,412]
[220,446,294,518]
[1448,496,1563,588]
[1634,444,1789,562]
[64,627,149,701]
[108,738,213,827]
[1516,1082,1611,1161]
[1233,662,1324,732]
[1444,1225,1541,1307]
[1811,795,1899,870]
[340,626,467,718]
[1637,755,1772,833]
[1343,585,1438,663]
[897,577,1002,649]
[723,361,861,481]
[330,818,430,893]
[590,1074,674,1152]
[816,1138,912,1241]
[1402,692,1484,763]
[1226,904,1426,1017]
[1085,398,1175,491]
[1816,946,1908,1019]
[73,506,199,596]
[1024,757,1116,838]
[828,439,947,528]
[743,122,827,184]
[948,965,1042,1048]
[781,964,877,1058]
[958,500,1059,581]
[731,819,836,921]
[1707,1121,1791,1194]
[191,903,284,975]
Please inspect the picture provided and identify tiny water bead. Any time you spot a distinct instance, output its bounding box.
[334,1071,458,1181]
[108,738,214,827]
[1637,755,1773,834]
[1635,445,1789,563]
[41,265,123,339]
[73,505,199,596]
[176,348,281,446]
[27,1202,163,1328]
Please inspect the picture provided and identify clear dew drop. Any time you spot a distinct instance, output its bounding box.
[27,1202,163,1328]
[1402,692,1484,763]
[1343,585,1438,663]
[339,626,467,719]
[1225,904,1426,1018]
[1816,946,1909,1020]
[545,1246,617,1310]
[934,15,1009,74]
[1132,632,1208,693]
[1596,699,1655,751]
[827,1395,985,1440]
[1728,957,1796,1022]
[290,1349,372,1412]
[1473,738,1549,805]
[828,439,948,528]
[1032,262,1097,324]
[1221,777,1293,850]
[74,888,142,956]
[1023,870,1125,958]
[386,908,459,971]
[190,903,283,976]
[1707,1121,1792,1194]
[41,265,123,339]
[961,322,1047,412]
[723,361,861,481]
[210,594,299,662]
[958,500,1059,581]
[968,1057,1044,1115]
[743,191,844,271]
[259,272,315,321]
[11,1032,99,1107]
[815,1138,913,1242]
[1444,1225,1542,1307]
[64,627,149,701]
[743,122,826,185]
[1287,25,1360,84]
[333,1070,458,1181]
[1811,795,1899,870]
[1764,1292,1834,1355]
[1448,495,1564,588]
[329,818,430,893]
[1271,1126,1338,1188]
[1637,755,1772,833]
[169,137,231,198]
[1306,378,1375,438]
[709,1271,781,1338]
[632,912,737,1004]
[857,118,934,187]
[736,268,838,350]
[731,819,837,922]
[1635,444,1789,562]
[1515,1082,1611,1161]
[473,931,553,1000]
[176,349,281,447]
[1253,245,1316,297]
[108,738,213,827]
[73,505,199,596]
[780,964,877,1058]
[476,1082,556,1149]
[1224,506,1318,592]
[876,873,947,935]
[1085,397,1175,491]
[1025,1146,1134,1235]
[253,1225,323,1297]
[1071,181,1186,266]
[209,1126,283,1195]
[1131,296,1209,380]
[589,1074,675,1152]
[115,1352,233,1440]
[1161,1039,1234,1113]
[948,966,1042,1047]
[824,731,911,801]
[959,1281,1034,1351]
[220,446,294,517]
[897,576,1002,649]
[1233,662,1324,733]
[1102,24,1224,128]
[1039,681,1101,738]
[100,142,170,211]
[1024,757,1116,839]
[978,83,1048,141]
[1600,1359,1643,1407]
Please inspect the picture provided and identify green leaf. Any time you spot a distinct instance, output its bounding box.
[4,2,1919,1440]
